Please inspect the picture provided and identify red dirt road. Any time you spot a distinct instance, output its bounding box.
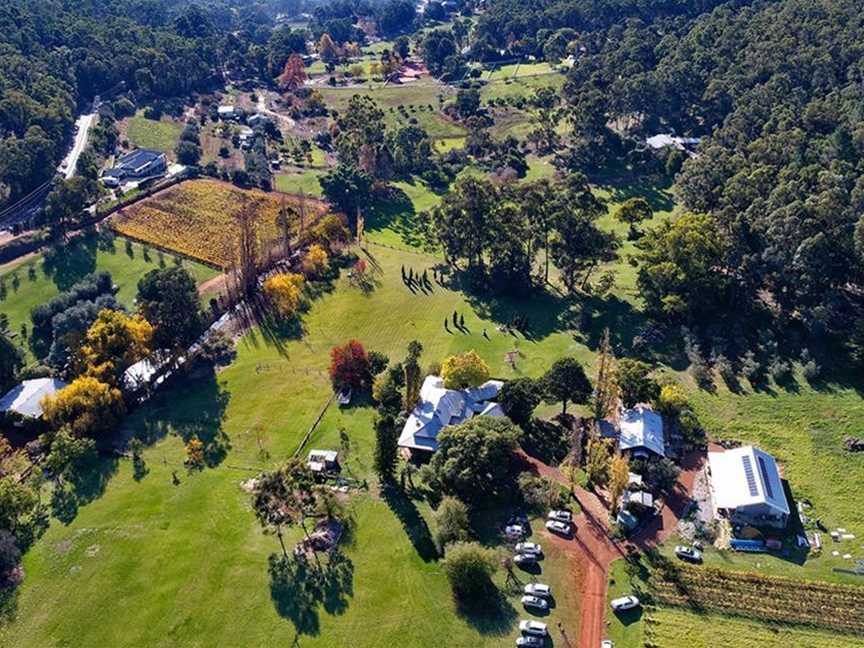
[518,448,706,648]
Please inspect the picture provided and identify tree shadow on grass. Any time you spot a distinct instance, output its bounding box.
[364,185,426,248]
[132,368,231,468]
[42,234,99,292]
[455,588,518,636]
[268,551,354,637]
[456,280,575,344]
[380,484,438,562]
[51,452,119,525]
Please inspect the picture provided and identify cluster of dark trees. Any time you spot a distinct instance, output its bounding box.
[463,0,864,345]
[426,173,618,294]
[320,95,447,214]
[0,0,227,208]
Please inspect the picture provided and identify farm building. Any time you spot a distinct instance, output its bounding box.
[307,449,340,475]
[217,105,239,120]
[397,375,504,454]
[103,149,167,185]
[618,405,665,458]
[707,445,790,529]
[0,378,68,420]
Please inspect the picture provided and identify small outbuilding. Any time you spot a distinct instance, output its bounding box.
[307,449,340,475]
[707,445,790,529]
[0,378,68,420]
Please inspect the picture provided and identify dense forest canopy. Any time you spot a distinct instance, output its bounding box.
[472,0,864,338]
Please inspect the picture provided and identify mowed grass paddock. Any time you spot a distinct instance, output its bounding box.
[0,234,217,360]
[111,179,330,269]
[2,243,585,647]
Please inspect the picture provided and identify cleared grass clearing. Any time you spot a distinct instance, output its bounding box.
[481,73,566,102]
[3,244,585,647]
[123,112,183,155]
[0,235,217,360]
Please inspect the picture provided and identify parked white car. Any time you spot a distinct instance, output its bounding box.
[524,583,551,598]
[545,519,572,535]
[506,524,527,538]
[675,545,703,563]
[610,595,640,612]
[521,594,549,611]
[514,553,539,566]
[601,641,614,648]
[515,542,542,556]
[516,636,544,648]
[519,619,548,636]
[548,510,572,523]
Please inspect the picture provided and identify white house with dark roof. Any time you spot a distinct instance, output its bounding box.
[707,445,790,529]
[618,405,665,458]
[0,378,68,420]
[397,375,504,454]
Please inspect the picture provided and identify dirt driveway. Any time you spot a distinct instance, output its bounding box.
[518,448,706,647]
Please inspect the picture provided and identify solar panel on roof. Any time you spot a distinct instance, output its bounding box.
[757,456,774,499]
[741,455,758,496]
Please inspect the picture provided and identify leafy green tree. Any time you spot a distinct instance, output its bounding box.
[373,413,399,483]
[137,266,203,350]
[499,377,541,427]
[636,213,732,320]
[320,163,373,217]
[617,359,659,408]
[44,428,95,479]
[433,496,470,551]
[426,417,520,503]
[550,175,618,293]
[542,357,592,414]
[442,541,498,600]
[615,197,653,238]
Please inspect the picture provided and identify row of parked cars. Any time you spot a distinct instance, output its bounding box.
[514,511,577,646]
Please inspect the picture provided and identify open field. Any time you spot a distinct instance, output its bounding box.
[123,112,183,154]
[111,179,329,268]
[0,234,217,360]
[1,244,586,647]
[481,73,566,102]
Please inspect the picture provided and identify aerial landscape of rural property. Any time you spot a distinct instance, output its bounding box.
[2,0,864,646]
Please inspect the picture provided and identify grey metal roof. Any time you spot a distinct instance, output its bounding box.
[0,378,68,418]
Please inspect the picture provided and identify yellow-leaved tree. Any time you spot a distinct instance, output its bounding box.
[608,453,630,514]
[263,272,305,318]
[441,350,490,390]
[41,376,125,439]
[78,309,153,385]
[302,244,329,277]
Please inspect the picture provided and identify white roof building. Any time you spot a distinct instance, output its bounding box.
[619,405,665,457]
[707,445,790,528]
[398,375,504,453]
[0,378,68,419]
[645,134,702,151]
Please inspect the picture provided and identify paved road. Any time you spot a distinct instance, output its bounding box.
[60,111,97,179]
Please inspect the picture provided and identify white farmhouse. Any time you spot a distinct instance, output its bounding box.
[618,405,665,459]
[397,375,504,455]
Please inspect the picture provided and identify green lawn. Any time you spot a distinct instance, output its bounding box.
[483,63,556,81]
[0,235,217,360]
[481,73,566,102]
[124,112,183,154]
[275,170,326,197]
[2,244,585,647]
